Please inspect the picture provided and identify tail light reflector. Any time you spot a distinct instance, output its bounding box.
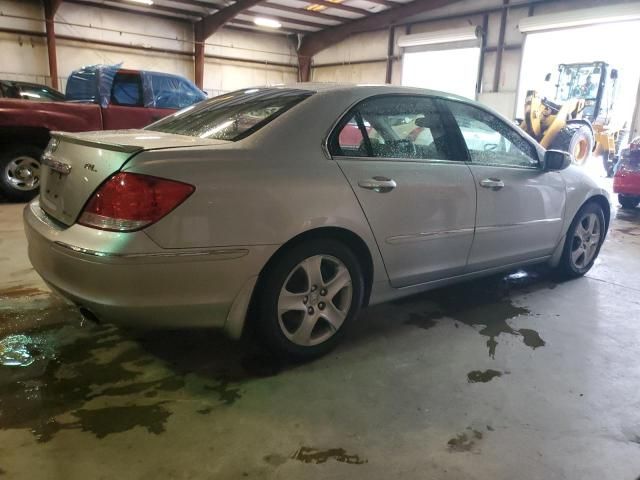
[79,172,194,232]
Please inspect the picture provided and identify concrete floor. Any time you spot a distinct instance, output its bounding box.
[1,176,640,479]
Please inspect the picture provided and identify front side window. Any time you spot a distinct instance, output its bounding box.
[147,88,313,141]
[331,96,454,161]
[445,101,539,168]
[111,72,143,107]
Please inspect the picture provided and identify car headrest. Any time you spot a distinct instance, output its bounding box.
[415,115,442,129]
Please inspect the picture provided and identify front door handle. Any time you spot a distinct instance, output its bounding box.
[358,177,397,193]
[480,178,505,190]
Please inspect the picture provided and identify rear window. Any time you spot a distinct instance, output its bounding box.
[66,69,99,103]
[146,88,313,141]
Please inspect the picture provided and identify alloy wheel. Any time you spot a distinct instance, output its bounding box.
[4,156,41,191]
[570,212,601,269]
[277,255,353,347]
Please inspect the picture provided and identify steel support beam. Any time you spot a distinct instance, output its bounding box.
[198,0,265,39]
[493,0,509,92]
[476,13,488,95]
[194,23,205,89]
[43,0,62,90]
[298,55,312,82]
[298,0,463,58]
[385,25,394,84]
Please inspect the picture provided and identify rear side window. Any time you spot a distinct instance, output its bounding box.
[149,74,206,109]
[111,72,143,107]
[147,88,313,141]
[330,95,455,161]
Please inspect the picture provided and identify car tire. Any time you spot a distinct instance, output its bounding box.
[556,202,606,278]
[619,194,640,210]
[602,151,615,178]
[256,238,364,361]
[549,124,593,166]
[0,145,43,202]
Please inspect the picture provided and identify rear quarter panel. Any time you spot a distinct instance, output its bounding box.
[123,90,388,284]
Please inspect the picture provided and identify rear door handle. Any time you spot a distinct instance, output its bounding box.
[358,177,397,193]
[480,178,505,190]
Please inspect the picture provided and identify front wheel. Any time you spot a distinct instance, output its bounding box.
[549,124,593,166]
[619,194,640,209]
[0,145,43,202]
[257,239,364,361]
[557,202,606,278]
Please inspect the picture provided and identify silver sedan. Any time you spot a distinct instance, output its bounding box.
[24,84,609,359]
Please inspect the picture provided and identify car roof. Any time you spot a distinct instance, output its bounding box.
[0,80,52,89]
[254,82,470,102]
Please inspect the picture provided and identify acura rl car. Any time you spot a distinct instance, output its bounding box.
[24,84,610,359]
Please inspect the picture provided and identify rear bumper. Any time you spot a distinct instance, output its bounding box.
[613,171,640,196]
[24,201,276,334]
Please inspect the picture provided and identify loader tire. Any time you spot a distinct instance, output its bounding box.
[549,124,593,166]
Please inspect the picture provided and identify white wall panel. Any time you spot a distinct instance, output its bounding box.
[205,28,296,65]
[0,0,43,32]
[0,32,48,83]
[313,30,387,64]
[311,63,386,84]
[56,2,193,53]
[204,59,297,96]
[0,0,296,95]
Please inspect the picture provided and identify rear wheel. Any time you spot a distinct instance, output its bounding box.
[549,124,593,166]
[619,194,640,209]
[0,145,43,202]
[556,202,606,278]
[257,239,364,361]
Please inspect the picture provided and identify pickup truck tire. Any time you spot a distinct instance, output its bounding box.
[0,145,43,202]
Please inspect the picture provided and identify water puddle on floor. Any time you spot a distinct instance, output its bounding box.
[290,446,368,465]
[0,290,283,443]
[447,429,483,452]
[467,369,503,383]
[403,269,550,357]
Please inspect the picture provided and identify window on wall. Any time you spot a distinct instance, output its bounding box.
[401,47,481,99]
[331,95,454,161]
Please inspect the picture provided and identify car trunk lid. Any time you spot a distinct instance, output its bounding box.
[39,129,226,226]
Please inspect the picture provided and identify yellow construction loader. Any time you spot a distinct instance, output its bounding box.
[519,61,627,176]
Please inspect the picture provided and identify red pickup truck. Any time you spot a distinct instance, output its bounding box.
[0,65,206,201]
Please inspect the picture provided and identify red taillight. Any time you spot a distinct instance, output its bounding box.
[78,172,194,232]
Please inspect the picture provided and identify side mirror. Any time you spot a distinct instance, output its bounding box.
[544,73,551,82]
[544,150,572,171]
[611,69,618,80]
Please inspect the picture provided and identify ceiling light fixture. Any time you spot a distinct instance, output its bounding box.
[306,4,326,11]
[127,0,154,5]
[254,17,282,28]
